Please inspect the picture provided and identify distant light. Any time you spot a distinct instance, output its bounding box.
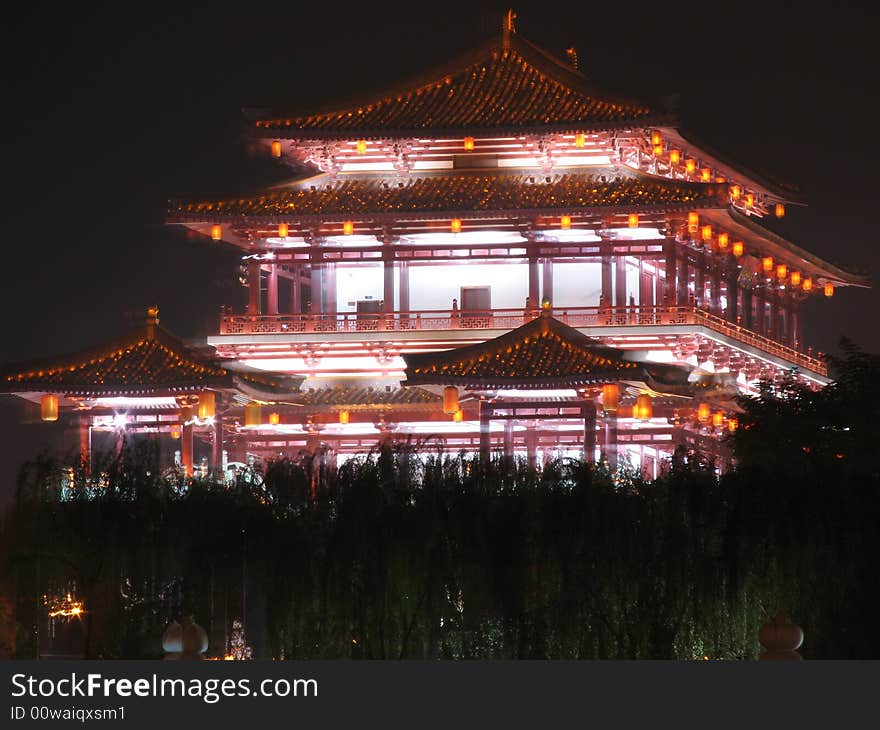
[113,413,128,429]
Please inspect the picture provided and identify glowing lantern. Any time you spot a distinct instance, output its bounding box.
[443,386,459,415]
[730,185,742,200]
[453,409,464,422]
[270,140,282,158]
[744,193,755,208]
[211,224,222,241]
[824,282,834,297]
[628,213,639,228]
[463,136,475,151]
[198,392,215,420]
[732,241,744,257]
[277,223,289,238]
[602,383,620,412]
[802,278,813,292]
[701,224,713,242]
[700,168,712,182]
[343,220,354,235]
[762,257,774,273]
[669,149,681,164]
[717,232,729,250]
[244,403,262,427]
[790,271,802,287]
[653,144,663,156]
[775,203,785,218]
[574,132,586,148]
[356,140,367,154]
[776,264,788,280]
[727,418,739,433]
[170,426,181,440]
[698,402,711,423]
[450,218,462,234]
[633,394,653,421]
[685,158,696,174]
[268,412,280,426]
[712,411,724,428]
[560,214,572,230]
[339,410,350,424]
[651,130,662,147]
[687,211,699,233]
[40,394,59,422]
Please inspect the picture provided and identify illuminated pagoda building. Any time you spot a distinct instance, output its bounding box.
[0,308,301,478]
[14,15,863,476]
[163,13,869,473]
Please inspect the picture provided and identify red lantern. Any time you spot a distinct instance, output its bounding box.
[701,225,713,242]
[669,149,681,165]
[356,140,367,154]
[776,264,788,280]
[634,394,653,421]
[717,232,729,250]
[211,224,222,241]
[277,223,289,238]
[602,383,619,411]
[574,132,586,148]
[732,241,744,258]
[41,394,59,422]
[268,412,280,425]
[343,220,354,235]
[802,278,813,292]
[270,140,282,158]
[560,215,572,230]
[627,213,639,228]
[443,386,459,415]
[198,392,215,420]
[790,271,802,287]
[450,218,462,234]
[463,136,475,151]
[824,283,834,297]
[651,131,662,147]
[762,257,774,273]
[712,411,724,428]
[698,402,711,423]
[339,410,350,424]
[729,185,741,200]
[775,203,785,218]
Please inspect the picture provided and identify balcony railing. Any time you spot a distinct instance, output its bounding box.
[218,305,827,375]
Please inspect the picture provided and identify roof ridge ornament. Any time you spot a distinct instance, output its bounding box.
[146,306,159,340]
[502,9,517,50]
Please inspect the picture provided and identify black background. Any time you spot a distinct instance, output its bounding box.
[1,1,878,502]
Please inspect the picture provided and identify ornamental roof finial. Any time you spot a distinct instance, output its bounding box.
[502,9,517,49]
[146,306,159,339]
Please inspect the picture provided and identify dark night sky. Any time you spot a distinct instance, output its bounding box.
[1,1,878,499]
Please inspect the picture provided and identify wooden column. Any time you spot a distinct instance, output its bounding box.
[289,265,302,314]
[79,416,91,473]
[792,298,802,350]
[247,261,261,315]
[754,290,766,335]
[525,427,538,470]
[601,238,613,309]
[663,240,677,306]
[726,272,739,323]
[741,287,753,330]
[181,409,194,478]
[383,257,394,313]
[710,268,722,315]
[323,262,336,315]
[603,411,618,469]
[310,262,323,314]
[211,413,223,476]
[503,420,514,473]
[479,400,491,463]
[542,258,554,308]
[694,254,705,308]
[677,254,689,306]
[267,264,279,315]
[614,256,627,307]
[398,261,410,313]
[766,295,777,339]
[582,400,597,464]
[528,256,540,310]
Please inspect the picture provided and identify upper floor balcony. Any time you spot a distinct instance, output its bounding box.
[214,304,828,379]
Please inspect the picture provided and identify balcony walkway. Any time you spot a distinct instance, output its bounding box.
[217,305,826,376]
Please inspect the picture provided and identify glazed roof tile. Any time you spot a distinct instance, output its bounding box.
[402,313,692,391]
[249,32,668,138]
[2,321,299,398]
[296,386,441,409]
[170,170,724,222]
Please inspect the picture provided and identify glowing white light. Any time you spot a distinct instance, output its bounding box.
[92,397,177,409]
[493,389,580,399]
[113,413,128,429]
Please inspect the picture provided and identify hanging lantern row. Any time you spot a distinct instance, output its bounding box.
[41,394,59,422]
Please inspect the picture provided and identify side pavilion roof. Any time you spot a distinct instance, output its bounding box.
[402,312,693,393]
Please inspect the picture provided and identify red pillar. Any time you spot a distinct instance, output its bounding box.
[211,413,223,476]
[399,262,410,313]
[267,264,278,315]
[181,408,194,478]
[582,400,597,464]
[79,416,91,474]
[663,240,677,306]
[542,258,554,308]
[614,256,627,308]
[479,400,491,463]
[289,265,302,314]
[247,261,261,315]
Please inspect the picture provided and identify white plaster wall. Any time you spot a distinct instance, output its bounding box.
[552,262,602,308]
[408,263,528,311]
[335,263,384,313]
[626,262,640,305]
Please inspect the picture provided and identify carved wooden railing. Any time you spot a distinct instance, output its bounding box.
[218,305,827,375]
